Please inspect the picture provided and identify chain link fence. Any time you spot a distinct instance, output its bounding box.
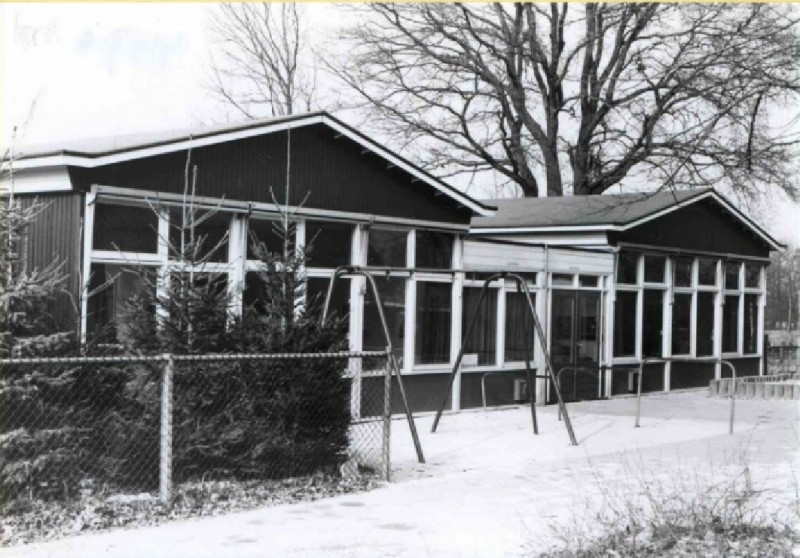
[0,350,392,509]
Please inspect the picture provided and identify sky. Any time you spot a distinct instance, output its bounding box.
[1,2,798,246]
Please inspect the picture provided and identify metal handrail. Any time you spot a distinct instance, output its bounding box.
[634,357,737,434]
[554,365,605,421]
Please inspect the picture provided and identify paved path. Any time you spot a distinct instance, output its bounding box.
[5,393,798,558]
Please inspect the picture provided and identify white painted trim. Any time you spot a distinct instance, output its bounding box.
[322,118,493,216]
[94,185,470,233]
[0,166,73,195]
[79,188,96,343]
[13,114,493,216]
[471,191,782,251]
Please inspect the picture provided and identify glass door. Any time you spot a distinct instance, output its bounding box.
[549,290,601,402]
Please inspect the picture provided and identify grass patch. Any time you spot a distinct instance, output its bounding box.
[1,472,381,548]
[537,459,798,557]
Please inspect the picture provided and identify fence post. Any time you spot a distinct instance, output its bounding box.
[159,353,174,504]
[382,348,392,482]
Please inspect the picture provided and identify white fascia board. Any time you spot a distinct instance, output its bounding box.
[93,184,470,232]
[0,166,72,194]
[320,118,494,217]
[11,115,327,171]
[11,114,492,218]
[617,190,783,251]
[471,225,613,234]
[472,191,781,251]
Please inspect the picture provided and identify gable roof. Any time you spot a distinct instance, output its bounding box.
[471,189,783,250]
[11,111,495,217]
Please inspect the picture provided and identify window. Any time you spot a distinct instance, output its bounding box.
[722,295,739,353]
[170,209,230,263]
[724,262,740,291]
[305,221,352,268]
[614,291,637,357]
[306,277,350,320]
[644,255,666,283]
[616,252,638,284]
[247,218,291,259]
[363,277,405,361]
[696,292,715,356]
[505,292,533,362]
[461,288,497,365]
[86,264,155,342]
[642,290,663,357]
[745,264,761,288]
[552,273,573,287]
[416,232,453,269]
[414,282,452,364]
[93,204,158,253]
[697,258,717,286]
[673,257,693,287]
[578,275,598,288]
[367,229,407,267]
[671,293,692,355]
[743,294,758,354]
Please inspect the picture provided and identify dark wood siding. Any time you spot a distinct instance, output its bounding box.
[18,193,84,332]
[68,124,472,225]
[608,198,771,258]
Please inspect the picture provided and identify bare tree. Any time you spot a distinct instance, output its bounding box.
[332,3,800,198]
[208,3,315,118]
[766,247,800,331]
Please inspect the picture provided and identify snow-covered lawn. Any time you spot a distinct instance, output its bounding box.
[6,391,798,558]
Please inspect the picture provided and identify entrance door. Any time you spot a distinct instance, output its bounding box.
[549,290,602,403]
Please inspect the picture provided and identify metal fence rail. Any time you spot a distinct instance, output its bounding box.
[0,350,392,508]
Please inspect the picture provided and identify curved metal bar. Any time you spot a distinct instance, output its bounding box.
[321,266,425,464]
[555,366,604,422]
[432,273,502,433]
[510,273,576,445]
[634,357,737,434]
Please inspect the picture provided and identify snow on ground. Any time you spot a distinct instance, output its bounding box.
[5,391,798,558]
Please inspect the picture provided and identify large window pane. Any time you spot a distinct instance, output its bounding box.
[505,292,534,362]
[462,288,497,365]
[697,258,717,286]
[415,282,452,364]
[671,293,692,355]
[305,221,352,268]
[170,209,230,263]
[642,290,663,357]
[247,218,292,259]
[696,292,715,356]
[616,252,638,284]
[722,294,739,353]
[673,257,693,287]
[363,277,405,362]
[87,264,155,342]
[93,204,158,253]
[613,291,637,357]
[416,232,453,269]
[745,264,761,288]
[367,229,407,267]
[644,255,665,283]
[306,277,350,321]
[724,262,740,291]
[743,294,758,354]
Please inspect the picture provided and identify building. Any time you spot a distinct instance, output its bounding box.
[1,112,782,414]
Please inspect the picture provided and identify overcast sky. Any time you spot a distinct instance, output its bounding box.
[2,2,798,246]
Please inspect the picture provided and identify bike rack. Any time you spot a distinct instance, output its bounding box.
[554,365,606,422]
[633,357,737,434]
